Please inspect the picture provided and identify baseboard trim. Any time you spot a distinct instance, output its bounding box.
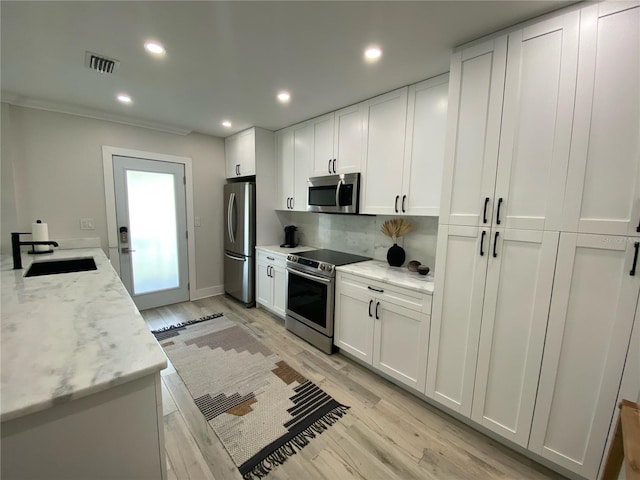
[191,285,224,301]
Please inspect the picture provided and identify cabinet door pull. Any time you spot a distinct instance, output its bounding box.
[395,195,400,213]
[236,164,240,176]
[402,195,407,213]
[266,256,275,261]
[291,198,294,209]
[480,230,486,256]
[328,160,332,174]
[493,231,500,258]
[483,197,490,224]
[375,302,380,320]
[266,265,271,277]
[367,286,384,293]
[496,197,503,225]
[333,159,337,174]
[368,299,373,317]
[631,242,639,276]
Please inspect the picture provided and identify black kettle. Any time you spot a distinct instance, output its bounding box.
[281,225,298,248]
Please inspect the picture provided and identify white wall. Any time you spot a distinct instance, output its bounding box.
[1,103,225,294]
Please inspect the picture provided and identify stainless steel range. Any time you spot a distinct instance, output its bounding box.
[285,249,370,354]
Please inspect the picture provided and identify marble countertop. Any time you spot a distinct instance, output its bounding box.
[336,260,434,295]
[1,248,167,422]
[256,244,316,256]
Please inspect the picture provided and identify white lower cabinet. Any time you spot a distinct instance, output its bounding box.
[335,272,431,392]
[256,250,287,318]
[528,233,640,479]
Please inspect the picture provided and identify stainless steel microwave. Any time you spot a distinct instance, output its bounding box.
[307,173,360,214]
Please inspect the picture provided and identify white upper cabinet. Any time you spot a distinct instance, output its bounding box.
[225,128,259,178]
[310,105,365,177]
[471,229,558,446]
[495,13,579,231]
[563,4,640,236]
[402,74,449,216]
[529,232,640,479]
[439,37,507,227]
[275,122,313,211]
[360,87,409,215]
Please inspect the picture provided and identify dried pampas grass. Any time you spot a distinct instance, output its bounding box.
[381,218,414,240]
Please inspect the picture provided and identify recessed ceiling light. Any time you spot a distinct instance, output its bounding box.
[364,46,382,62]
[144,41,166,55]
[222,120,232,128]
[117,94,132,104]
[277,91,291,103]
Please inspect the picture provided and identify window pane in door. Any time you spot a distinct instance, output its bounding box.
[126,170,179,294]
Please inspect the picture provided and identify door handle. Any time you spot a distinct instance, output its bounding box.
[328,159,332,174]
[368,299,373,317]
[496,197,503,225]
[493,231,500,258]
[402,195,407,213]
[290,198,294,209]
[395,195,400,213]
[225,252,246,261]
[631,242,639,276]
[375,301,380,320]
[268,265,273,277]
[483,197,490,224]
[333,159,336,174]
[480,230,486,256]
[228,193,236,244]
[335,180,343,208]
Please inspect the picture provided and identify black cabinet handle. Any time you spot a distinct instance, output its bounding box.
[493,231,499,258]
[332,159,337,174]
[290,198,294,209]
[266,265,271,277]
[636,217,640,233]
[631,242,639,276]
[402,195,407,213]
[328,160,332,174]
[395,195,400,213]
[496,198,503,225]
[368,286,384,293]
[483,197,490,224]
[267,256,275,261]
[236,164,240,176]
[375,301,380,320]
[480,230,486,256]
[368,299,373,317]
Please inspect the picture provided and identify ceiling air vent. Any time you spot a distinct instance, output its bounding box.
[84,51,120,74]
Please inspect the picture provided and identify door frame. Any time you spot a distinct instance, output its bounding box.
[102,145,196,301]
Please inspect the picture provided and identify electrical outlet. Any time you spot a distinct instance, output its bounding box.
[194,216,201,227]
[80,218,95,230]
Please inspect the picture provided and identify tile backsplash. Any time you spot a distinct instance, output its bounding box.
[276,211,439,271]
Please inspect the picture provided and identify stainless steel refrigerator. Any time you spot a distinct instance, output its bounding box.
[224,182,256,305]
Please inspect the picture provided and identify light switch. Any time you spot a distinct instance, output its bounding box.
[80,218,95,230]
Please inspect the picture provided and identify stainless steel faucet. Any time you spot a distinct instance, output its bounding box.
[11,232,59,269]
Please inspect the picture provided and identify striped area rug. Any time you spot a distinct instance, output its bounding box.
[152,313,349,480]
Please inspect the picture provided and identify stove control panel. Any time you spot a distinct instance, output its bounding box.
[287,255,335,274]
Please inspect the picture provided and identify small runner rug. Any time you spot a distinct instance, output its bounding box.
[152,313,349,480]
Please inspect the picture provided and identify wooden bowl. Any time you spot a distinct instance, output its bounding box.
[417,265,430,276]
[407,260,421,272]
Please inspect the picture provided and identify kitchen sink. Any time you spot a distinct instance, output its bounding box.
[25,257,97,277]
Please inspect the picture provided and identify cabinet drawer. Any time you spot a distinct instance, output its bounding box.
[338,272,431,314]
[256,250,286,268]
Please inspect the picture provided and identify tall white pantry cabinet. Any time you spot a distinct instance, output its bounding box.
[429,3,640,480]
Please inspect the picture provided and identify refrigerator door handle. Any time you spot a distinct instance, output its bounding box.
[227,193,236,244]
[224,252,246,261]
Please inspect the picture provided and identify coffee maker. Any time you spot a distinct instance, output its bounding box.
[281,225,298,248]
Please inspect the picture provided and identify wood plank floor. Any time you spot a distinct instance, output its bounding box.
[141,295,566,480]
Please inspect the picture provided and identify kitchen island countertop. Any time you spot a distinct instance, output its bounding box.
[336,260,434,295]
[0,247,167,422]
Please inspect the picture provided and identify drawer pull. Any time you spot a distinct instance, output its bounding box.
[267,256,275,261]
[368,286,384,293]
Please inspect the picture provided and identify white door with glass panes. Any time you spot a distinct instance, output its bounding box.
[113,156,189,310]
[425,225,488,415]
[529,233,640,479]
[471,229,558,446]
[494,12,579,231]
[563,4,640,236]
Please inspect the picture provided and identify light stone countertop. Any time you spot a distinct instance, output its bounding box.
[336,260,434,295]
[1,248,167,422]
[256,244,317,256]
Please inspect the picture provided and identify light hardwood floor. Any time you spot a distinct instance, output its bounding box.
[141,295,566,480]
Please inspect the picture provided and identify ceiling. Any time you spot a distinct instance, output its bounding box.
[1,1,574,138]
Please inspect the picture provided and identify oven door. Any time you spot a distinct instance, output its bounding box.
[307,173,359,214]
[286,265,335,337]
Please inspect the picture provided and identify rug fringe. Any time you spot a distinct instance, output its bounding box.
[150,312,223,334]
[241,405,350,480]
